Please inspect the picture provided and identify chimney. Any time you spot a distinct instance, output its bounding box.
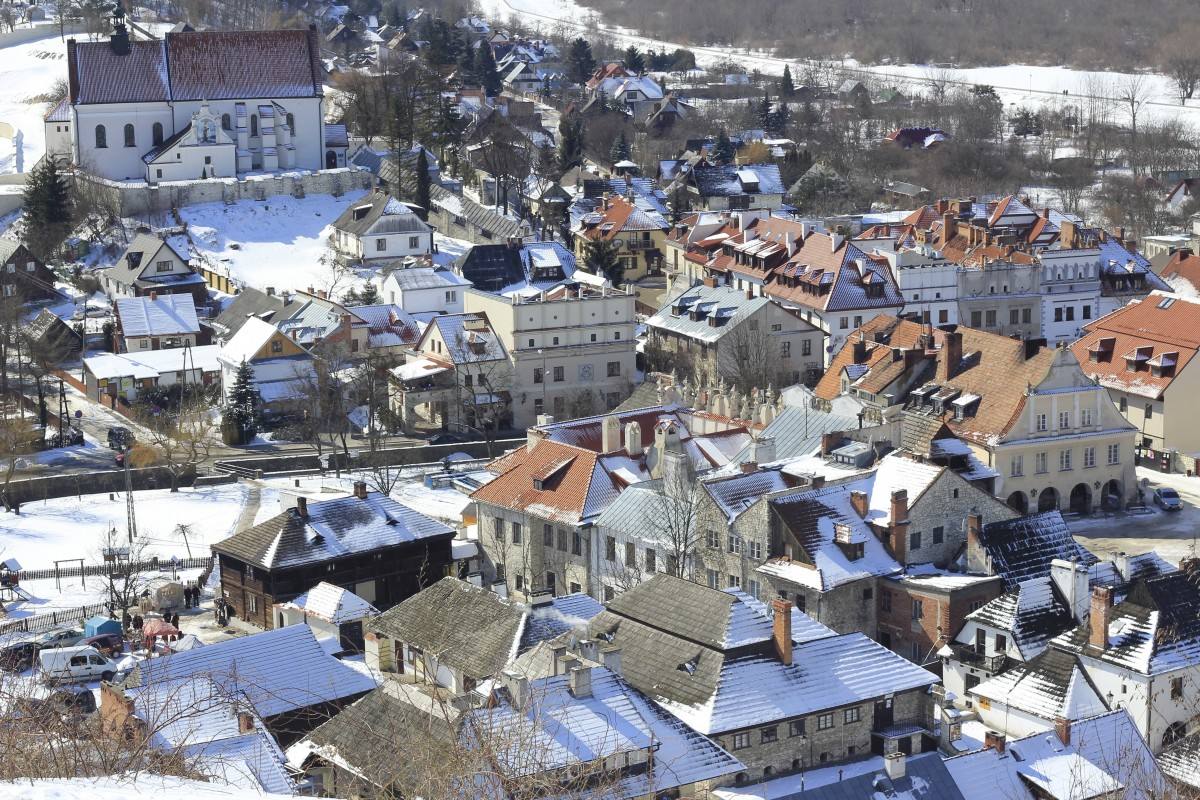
[1055,716,1071,746]
[568,665,593,698]
[149,290,157,301]
[965,511,986,573]
[624,421,643,457]
[941,212,956,247]
[529,589,553,608]
[831,231,844,251]
[502,669,530,708]
[883,752,906,780]
[849,490,869,518]
[1050,558,1089,623]
[1089,586,1113,650]
[601,646,622,675]
[295,496,308,519]
[984,730,1006,753]
[601,415,620,453]
[939,331,962,382]
[852,334,868,364]
[821,431,844,456]
[703,275,719,288]
[741,461,758,474]
[889,489,909,562]
[352,480,368,500]
[237,711,255,734]
[772,598,793,666]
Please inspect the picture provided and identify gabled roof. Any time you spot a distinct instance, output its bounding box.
[115,294,199,337]
[370,577,526,680]
[690,163,784,197]
[430,184,530,241]
[212,288,300,338]
[1071,291,1200,400]
[347,303,420,348]
[219,316,305,366]
[1053,567,1200,675]
[123,625,376,719]
[574,195,669,242]
[471,439,617,525]
[944,710,1166,800]
[645,282,778,343]
[970,646,1106,722]
[976,512,1097,591]
[423,313,506,365]
[212,490,454,571]
[332,191,430,238]
[965,576,1074,660]
[467,666,742,794]
[106,234,191,289]
[281,581,378,624]
[69,29,322,105]
[780,752,966,800]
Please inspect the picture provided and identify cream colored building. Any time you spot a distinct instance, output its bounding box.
[465,285,638,429]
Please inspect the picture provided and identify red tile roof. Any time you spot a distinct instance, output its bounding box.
[1160,250,1200,292]
[471,439,617,525]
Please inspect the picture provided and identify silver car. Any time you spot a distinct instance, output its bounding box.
[1154,487,1183,511]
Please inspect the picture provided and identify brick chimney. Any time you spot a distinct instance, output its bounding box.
[939,331,962,382]
[772,598,793,666]
[353,480,368,500]
[849,489,869,518]
[984,730,1006,753]
[820,431,844,456]
[295,496,308,519]
[889,490,909,562]
[237,711,255,734]
[1089,586,1113,650]
[941,212,956,247]
[149,290,158,301]
[1054,716,1071,746]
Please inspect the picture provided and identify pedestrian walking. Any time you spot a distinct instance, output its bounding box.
[132,614,143,632]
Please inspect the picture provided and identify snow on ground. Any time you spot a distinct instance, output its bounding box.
[173,190,369,295]
[1069,466,1200,564]
[0,483,258,570]
[257,468,479,525]
[4,568,204,620]
[6,776,304,800]
[0,31,65,175]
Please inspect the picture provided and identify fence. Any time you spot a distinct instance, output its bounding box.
[0,603,109,638]
[15,555,212,583]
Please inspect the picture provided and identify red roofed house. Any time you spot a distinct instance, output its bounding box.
[64,14,326,182]
[1071,290,1200,459]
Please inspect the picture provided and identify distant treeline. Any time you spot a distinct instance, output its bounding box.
[570,0,1199,71]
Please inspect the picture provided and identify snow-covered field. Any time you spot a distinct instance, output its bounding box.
[0,483,262,570]
[8,776,301,800]
[0,32,65,174]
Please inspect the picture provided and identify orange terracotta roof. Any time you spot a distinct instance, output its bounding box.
[1161,250,1200,292]
[1070,292,1200,400]
[471,439,618,525]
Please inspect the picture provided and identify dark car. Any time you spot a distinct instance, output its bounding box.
[0,641,37,671]
[80,633,124,656]
[427,432,466,445]
[106,426,134,450]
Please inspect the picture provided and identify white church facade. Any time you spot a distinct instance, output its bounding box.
[55,14,340,183]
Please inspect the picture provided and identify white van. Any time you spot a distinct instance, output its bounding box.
[38,645,117,684]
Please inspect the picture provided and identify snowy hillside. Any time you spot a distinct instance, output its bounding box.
[5,776,315,800]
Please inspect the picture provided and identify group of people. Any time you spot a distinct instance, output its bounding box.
[183,585,201,608]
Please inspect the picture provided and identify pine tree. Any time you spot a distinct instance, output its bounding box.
[567,37,596,85]
[623,45,645,75]
[557,113,584,172]
[780,64,796,97]
[358,282,380,304]
[414,148,431,221]
[22,157,69,228]
[457,43,477,87]
[711,129,735,165]
[476,42,502,97]
[757,89,773,128]
[609,130,631,165]
[585,238,623,286]
[225,360,260,442]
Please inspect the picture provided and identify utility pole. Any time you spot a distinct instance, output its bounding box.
[124,449,137,543]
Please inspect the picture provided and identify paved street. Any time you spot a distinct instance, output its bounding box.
[1070,466,1200,563]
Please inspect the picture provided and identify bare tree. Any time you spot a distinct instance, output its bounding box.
[96,524,153,622]
[1116,73,1153,161]
[133,393,216,492]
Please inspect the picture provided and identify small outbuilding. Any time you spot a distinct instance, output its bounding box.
[274,581,378,654]
[84,615,122,638]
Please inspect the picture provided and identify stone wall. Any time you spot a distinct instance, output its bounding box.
[75,168,373,218]
[5,465,187,507]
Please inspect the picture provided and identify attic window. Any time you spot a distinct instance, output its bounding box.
[677,654,700,674]
[1124,347,1152,373]
[353,205,371,220]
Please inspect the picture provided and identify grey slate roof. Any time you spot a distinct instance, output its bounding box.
[212,491,454,571]
[977,511,1097,591]
[646,283,773,343]
[1158,731,1200,789]
[520,593,604,651]
[106,234,195,292]
[212,288,300,338]
[68,29,323,105]
[965,576,1074,660]
[775,752,966,800]
[691,163,784,197]
[731,405,859,465]
[969,645,1106,722]
[369,577,525,681]
[331,191,429,238]
[430,184,528,241]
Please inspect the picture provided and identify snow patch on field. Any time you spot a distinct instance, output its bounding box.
[0,34,65,174]
[7,776,303,800]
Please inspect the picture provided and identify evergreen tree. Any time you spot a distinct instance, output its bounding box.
[456,43,477,86]
[585,238,623,286]
[623,45,645,75]
[414,148,431,221]
[22,156,70,258]
[475,42,502,96]
[780,64,796,97]
[557,112,584,172]
[224,360,260,443]
[429,94,466,164]
[609,130,631,164]
[358,282,380,304]
[711,129,735,164]
[757,89,773,128]
[567,37,596,85]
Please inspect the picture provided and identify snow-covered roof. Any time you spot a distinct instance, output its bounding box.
[219,317,300,366]
[84,344,222,381]
[280,581,378,624]
[645,283,775,344]
[391,355,450,381]
[125,625,377,720]
[115,294,199,337]
[963,576,1074,660]
[970,646,1106,722]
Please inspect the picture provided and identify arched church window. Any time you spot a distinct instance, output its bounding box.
[152,122,163,146]
[95,124,107,149]
[286,113,294,130]
[221,114,231,131]
[123,124,135,147]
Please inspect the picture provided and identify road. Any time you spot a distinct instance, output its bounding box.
[1070,466,1200,564]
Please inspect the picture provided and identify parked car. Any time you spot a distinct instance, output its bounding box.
[38,645,117,684]
[427,432,466,445]
[80,633,124,656]
[106,426,134,450]
[33,628,85,649]
[1154,487,1183,511]
[0,641,38,671]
